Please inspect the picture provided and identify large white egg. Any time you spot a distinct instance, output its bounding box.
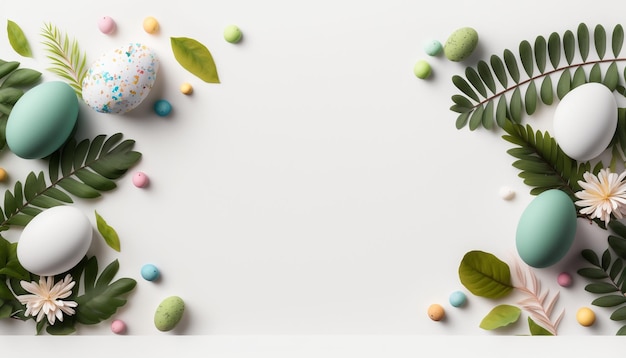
[81,42,159,114]
[17,206,93,276]
[553,83,617,162]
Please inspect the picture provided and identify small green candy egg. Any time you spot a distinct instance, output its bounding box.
[224,25,243,43]
[154,296,185,332]
[443,27,479,62]
[413,60,432,79]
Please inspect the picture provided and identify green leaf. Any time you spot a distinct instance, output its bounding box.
[519,40,533,77]
[495,96,507,128]
[540,76,553,105]
[595,24,607,59]
[479,304,521,330]
[578,267,608,279]
[556,69,571,99]
[0,68,41,88]
[455,112,470,130]
[611,306,626,321]
[590,63,602,82]
[613,24,624,57]
[75,258,137,325]
[171,37,220,83]
[40,22,88,98]
[0,61,19,80]
[604,62,619,91]
[468,104,484,131]
[458,250,513,299]
[578,23,590,61]
[466,67,486,98]
[482,100,494,130]
[586,282,618,294]
[563,30,575,65]
[510,87,523,123]
[504,49,520,83]
[95,211,121,252]
[477,61,496,94]
[609,233,626,259]
[534,36,547,73]
[592,295,626,307]
[452,75,479,102]
[572,66,586,88]
[7,20,32,57]
[528,317,553,335]
[525,80,537,115]
[490,55,507,88]
[548,32,561,69]
[617,325,626,335]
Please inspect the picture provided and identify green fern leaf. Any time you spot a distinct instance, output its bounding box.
[548,32,561,69]
[556,69,571,99]
[40,22,88,98]
[0,133,141,229]
[495,96,507,127]
[455,112,470,129]
[490,55,508,87]
[604,62,619,90]
[466,67,487,98]
[504,49,520,83]
[477,60,496,94]
[563,30,576,65]
[613,24,624,57]
[482,100,494,130]
[578,23,590,61]
[452,75,479,102]
[589,63,602,82]
[572,66,586,88]
[540,76,553,104]
[525,80,537,115]
[520,40,533,77]
[468,104,484,131]
[595,24,607,60]
[534,36,547,73]
[510,87,523,123]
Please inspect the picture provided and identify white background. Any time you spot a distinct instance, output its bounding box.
[2,0,626,354]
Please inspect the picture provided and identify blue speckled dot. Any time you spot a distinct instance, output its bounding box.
[141,264,160,281]
[449,290,467,307]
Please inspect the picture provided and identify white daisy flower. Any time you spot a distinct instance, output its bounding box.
[17,274,78,325]
[575,168,626,224]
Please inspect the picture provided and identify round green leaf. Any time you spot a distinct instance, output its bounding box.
[452,75,479,102]
[604,62,619,91]
[490,55,508,88]
[519,40,533,77]
[509,87,523,123]
[458,250,513,299]
[563,30,575,65]
[572,66,586,88]
[504,49,520,83]
[479,304,521,330]
[525,80,537,115]
[595,24,607,59]
[465,67,487,98]
[540,76,553,105]
[548,32,561,69]
[556,69,571,99]
[613,24,624,57]
[495,95,508,128]
[170,37,220,83]
[455,112,470,129]
[6,20,31,58]
[468,104,484,131]
[482,100,494,130]
[592,295,626,307]
[477,60,496,94]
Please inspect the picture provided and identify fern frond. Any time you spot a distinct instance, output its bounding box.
[0,133,141,230]
[512,257,564,335]
[452,23,626,130]
[40,22,88,99]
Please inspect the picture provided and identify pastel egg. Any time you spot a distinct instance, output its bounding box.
[98,16,116,34]
[16,206,93,276]
[427,303,445,321]
[557,272,573,287]
[444,27,479,62]
[132,171,149,188]
[6,81,78,159]
[423,40,443,56]
[516,189,577,268]
[449,291,467,307]
[576,307,595,326]
[154,296,185,332]
[553,83,617,162]
[153,100,172,116]
[81,43,159,114]
[141,263,160,281]
[143,17,159,34]
[224,25,243,43]
[111,319,127,334]
[413,60,432,79]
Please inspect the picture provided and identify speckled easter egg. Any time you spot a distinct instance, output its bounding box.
[444,27,479,62]
[154,296,185,332]
[82,43,159,114]
[6,81,78,159]
[516,189,577,268]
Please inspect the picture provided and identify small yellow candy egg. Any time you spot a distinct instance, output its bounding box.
[143,16,159,34]
[576,307,596,327]
[180,82,193,95]
[0,168,7,181]
[427,303,445,321]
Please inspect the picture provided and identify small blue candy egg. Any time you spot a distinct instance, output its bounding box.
[141,263,160,281]
[423,40,443,56]
[154,99,172,117]
[449,290,467,307]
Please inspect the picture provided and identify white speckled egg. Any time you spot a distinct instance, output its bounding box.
[553,83,617,162]
[82,43,159,114]
[17,206,93,276]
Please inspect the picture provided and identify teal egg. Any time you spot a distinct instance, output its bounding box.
[515,189,577,268]
[6,81,78,159]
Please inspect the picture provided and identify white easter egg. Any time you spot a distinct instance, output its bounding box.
[553,83,617,162]
[16,206,93,276]
[82,42,159,114]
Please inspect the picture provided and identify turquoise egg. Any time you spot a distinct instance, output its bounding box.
[515,189,577,268]
[6,81,78,159]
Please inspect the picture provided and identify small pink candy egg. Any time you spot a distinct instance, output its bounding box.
[111,319,126,334]
[557,272,573,287]
[132,172,149,188]
[98,16,116,34]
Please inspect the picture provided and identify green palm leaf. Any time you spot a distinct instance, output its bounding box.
[40,22,87,98]
[0,133,141,230]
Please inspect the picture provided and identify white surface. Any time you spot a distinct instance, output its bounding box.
[2,0,626,352]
